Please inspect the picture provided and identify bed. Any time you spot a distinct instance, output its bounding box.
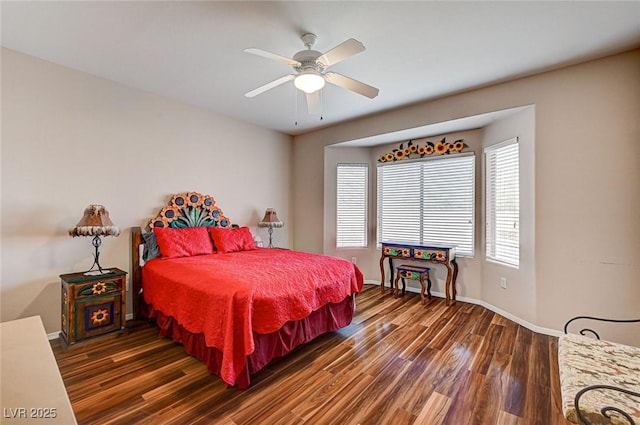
[130,192,363,389]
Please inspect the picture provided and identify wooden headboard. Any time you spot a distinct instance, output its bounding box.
[130,192,232,320]
[147,192,231,229]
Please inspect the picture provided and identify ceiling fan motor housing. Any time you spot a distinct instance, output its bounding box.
[293,50,327,73]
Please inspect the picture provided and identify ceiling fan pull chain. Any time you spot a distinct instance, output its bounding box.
[320,89,324,121]
[294,85,298,126]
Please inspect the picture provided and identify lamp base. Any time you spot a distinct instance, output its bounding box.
[84,235,109,275]
[267,227,274,248]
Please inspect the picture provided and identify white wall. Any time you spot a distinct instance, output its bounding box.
[1,48,293,333]
[532,51,640,345]
[293,49,640,345]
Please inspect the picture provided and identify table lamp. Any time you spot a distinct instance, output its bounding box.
[257,208,283,248]
[69,205,120,275]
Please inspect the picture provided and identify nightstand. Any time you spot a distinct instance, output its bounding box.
[60,268,127,345]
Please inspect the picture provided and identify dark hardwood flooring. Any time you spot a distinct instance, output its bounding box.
[51,284,573,425]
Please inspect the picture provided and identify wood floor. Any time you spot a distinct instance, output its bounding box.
[51,284,573,425]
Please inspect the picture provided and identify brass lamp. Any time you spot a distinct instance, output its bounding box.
[69,205,120,274]
[257,208,284,248]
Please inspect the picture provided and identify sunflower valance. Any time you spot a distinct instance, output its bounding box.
[378,138,467,163]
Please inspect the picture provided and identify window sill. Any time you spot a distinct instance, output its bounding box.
[485,257,519,270]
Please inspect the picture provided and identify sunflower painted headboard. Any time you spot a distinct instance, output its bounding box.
[148,192,232,229]
[131,192,232,319]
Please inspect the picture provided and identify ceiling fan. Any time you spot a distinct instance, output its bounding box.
[243,33,379,115]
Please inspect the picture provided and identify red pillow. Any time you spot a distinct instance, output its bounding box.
[153,226,214,258]
[209,226,256,253]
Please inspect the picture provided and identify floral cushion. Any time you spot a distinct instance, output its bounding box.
[558,333,640,424]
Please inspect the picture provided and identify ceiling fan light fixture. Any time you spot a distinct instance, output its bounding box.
[294,71,325,94]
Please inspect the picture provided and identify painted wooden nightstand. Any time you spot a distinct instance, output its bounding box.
[60,268,127,344]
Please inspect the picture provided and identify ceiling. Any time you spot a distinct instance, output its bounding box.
[2,1,639,136]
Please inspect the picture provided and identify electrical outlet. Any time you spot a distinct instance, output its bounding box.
[500,277,507,289]
[351,257,357,264]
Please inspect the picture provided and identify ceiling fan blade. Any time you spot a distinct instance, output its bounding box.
[325,72,379,99]
[243,48,301,67]
[318,38,365,67]
[306,91,322,115]
[244,74,295,98]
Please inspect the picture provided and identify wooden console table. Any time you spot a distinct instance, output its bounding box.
[379,242,459,305]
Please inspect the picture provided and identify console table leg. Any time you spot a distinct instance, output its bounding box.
[379,256,386,294]
[445,264,453,306]
[451,259,459,301]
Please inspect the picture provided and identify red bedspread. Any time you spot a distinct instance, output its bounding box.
[142,248,363,387]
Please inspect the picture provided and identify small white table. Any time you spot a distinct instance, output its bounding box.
[0,316,77,424]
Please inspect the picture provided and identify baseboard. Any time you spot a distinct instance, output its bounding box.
[365,281,562,338]
[47,313,136,341]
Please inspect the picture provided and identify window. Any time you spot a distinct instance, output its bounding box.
[485,138,519,267]
[336,164,368,248]
[377,154,475,256]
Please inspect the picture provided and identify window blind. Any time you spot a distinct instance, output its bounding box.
[336,163,368,248]
[377,154,475,256]
[485,138,519,267]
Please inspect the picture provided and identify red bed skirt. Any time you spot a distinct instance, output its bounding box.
[149,295,355,389]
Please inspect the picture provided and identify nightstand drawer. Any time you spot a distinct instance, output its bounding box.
[413,247,450,263]
[382,244,412,258]
[73,277,123,299]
